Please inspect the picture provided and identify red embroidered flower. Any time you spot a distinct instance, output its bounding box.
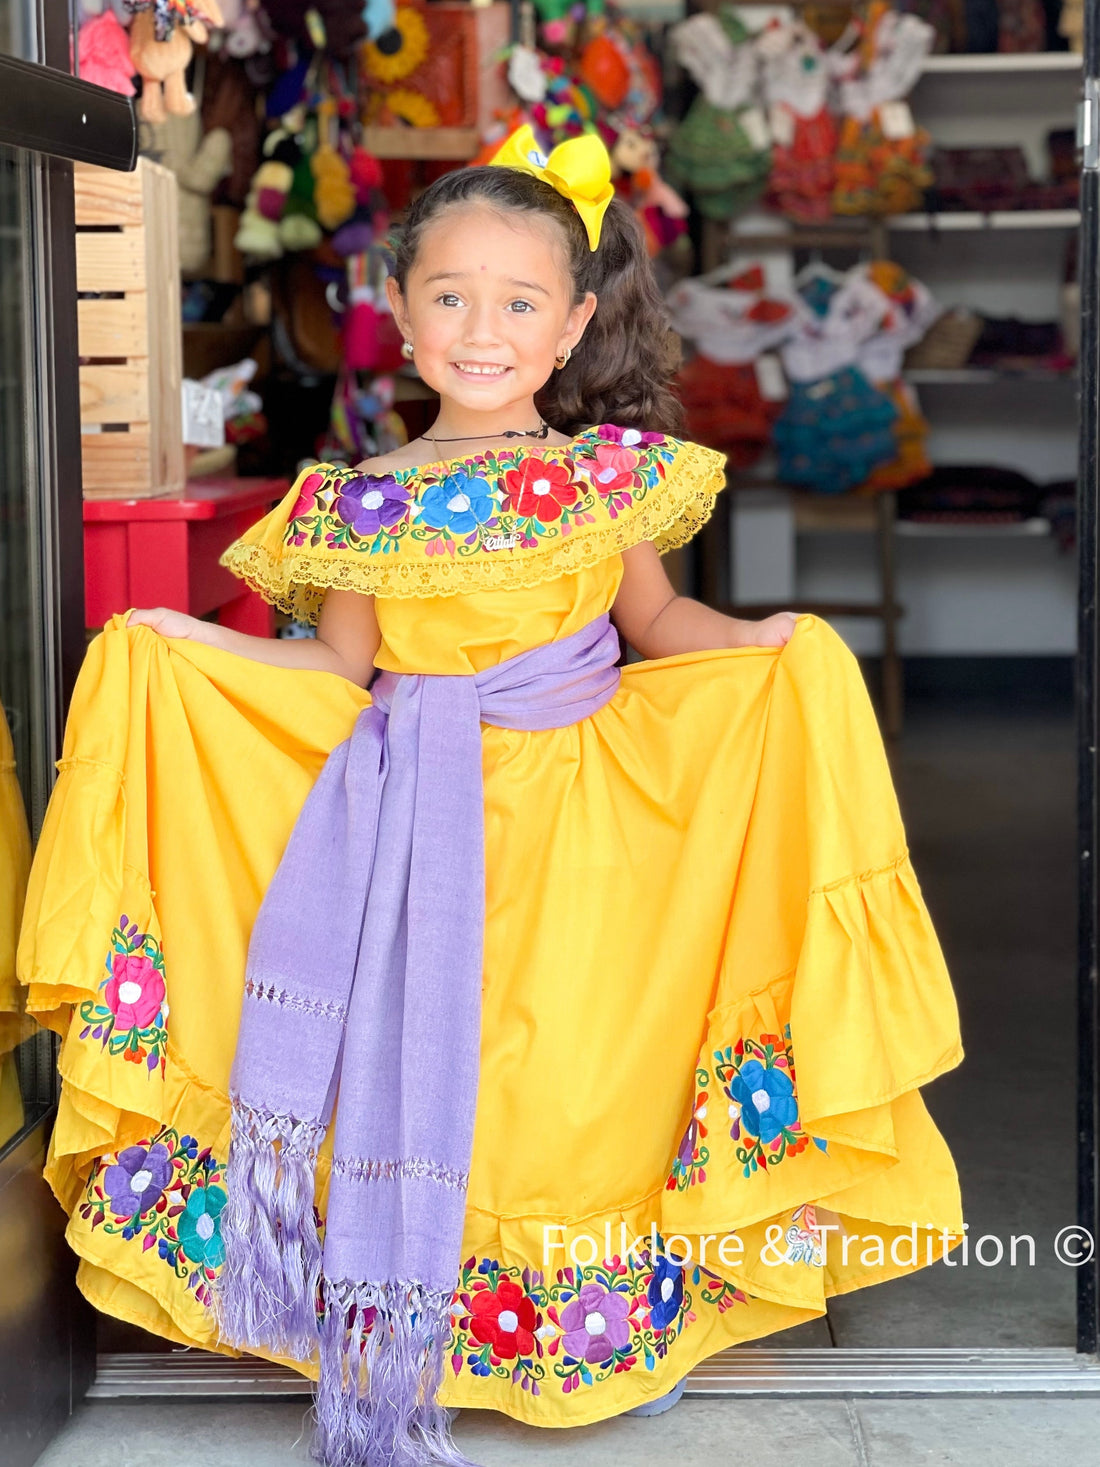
[503,457,578,523]
[289,471,326,522]
[105,953,165,1031]
[469,1277,539,1359]
[585,444,639,495]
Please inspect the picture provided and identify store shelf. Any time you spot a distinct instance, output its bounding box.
[919,52,1081,75]
[362,126,480,161]
[894,518,1053,537]
[906,368,1077,384]
[888,209,1080,231]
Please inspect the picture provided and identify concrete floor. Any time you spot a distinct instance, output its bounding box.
[35,697,1087,1464]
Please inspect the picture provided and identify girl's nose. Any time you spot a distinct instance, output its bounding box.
[462,301,503,347]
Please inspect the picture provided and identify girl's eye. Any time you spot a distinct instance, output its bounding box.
[437,293,463,307]
[508,300,535,314]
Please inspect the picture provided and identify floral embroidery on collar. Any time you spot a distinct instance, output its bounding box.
[282,426,676,564]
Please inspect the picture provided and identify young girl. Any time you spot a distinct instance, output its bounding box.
[21,128,963,1467]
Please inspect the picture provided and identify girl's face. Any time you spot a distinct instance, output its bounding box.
[386,202,596,422]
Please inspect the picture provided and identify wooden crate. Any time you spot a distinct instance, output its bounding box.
[75,158,185,499]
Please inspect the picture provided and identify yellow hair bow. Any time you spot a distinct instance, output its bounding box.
[489,124,614,251]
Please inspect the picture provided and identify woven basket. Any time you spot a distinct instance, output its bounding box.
[904,307,984,372]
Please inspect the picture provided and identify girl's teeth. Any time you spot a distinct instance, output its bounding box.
[458,364,507,376]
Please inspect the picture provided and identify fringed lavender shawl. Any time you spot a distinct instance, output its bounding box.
[214,615,622,1467]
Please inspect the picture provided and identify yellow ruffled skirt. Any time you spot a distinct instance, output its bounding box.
[18,593,963,1425]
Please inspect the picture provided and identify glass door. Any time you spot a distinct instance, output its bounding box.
[0,3,135,1462]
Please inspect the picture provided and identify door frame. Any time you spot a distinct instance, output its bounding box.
[0,2,136,1461]
[6,0,1100,1417]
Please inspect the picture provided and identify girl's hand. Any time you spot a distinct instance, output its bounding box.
[126,607,205,640]
[729,612,800,648]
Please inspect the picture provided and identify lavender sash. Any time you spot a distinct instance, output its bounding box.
[214,614,622,1467]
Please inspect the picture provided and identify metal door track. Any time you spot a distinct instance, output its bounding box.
[91,1347,1100,1398]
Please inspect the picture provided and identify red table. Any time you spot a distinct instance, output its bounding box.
[84,477,288,635]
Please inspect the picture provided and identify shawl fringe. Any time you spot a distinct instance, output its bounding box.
[314,1280,478,1467]
[214,1099,326,1359]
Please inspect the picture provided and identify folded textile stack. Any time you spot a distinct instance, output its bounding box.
[897,466,1043,524]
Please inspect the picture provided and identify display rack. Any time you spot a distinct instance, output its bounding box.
[710,49,1081,736]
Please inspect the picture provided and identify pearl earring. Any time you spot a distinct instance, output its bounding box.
[555,346,572,369]
[401,340,415,361]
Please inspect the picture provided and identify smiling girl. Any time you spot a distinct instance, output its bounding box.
[25,128,962,1467]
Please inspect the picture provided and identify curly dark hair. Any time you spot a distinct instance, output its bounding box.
[391,164,684,437]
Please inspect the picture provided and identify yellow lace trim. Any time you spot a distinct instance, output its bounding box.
[220,443,725,621]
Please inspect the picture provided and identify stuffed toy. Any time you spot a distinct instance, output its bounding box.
[235,130,326,259]
[210,0,270,57]
[263,0,367,58]
[79,0,130,21]
[611,127,688,255]
[128,0,226,124]
[200,50,262,206]
[235,158,293,258]
[146,111,233,271]
[78,10,136,95]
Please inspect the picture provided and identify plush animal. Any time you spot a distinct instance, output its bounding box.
[146,111,233,271]
[78,10,136,95]
[212,0,270,58]
[200,50,262,207]
[128,0,225,124]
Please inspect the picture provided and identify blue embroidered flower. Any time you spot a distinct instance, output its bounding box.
[647,1253,685,1330]
[177,1184,227,1269]
[729,1059,798,1145]
[419,472,496,535]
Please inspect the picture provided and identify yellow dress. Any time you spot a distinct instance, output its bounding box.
[18,428,963,1425]
[1,705,32,1142]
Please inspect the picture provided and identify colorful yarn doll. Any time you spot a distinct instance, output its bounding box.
[831,1,935,218]
[775,264,901,492]
[21,125,963,1467]
[855,261,939,494]
[666,10,772,220]
[759,17,838,224]
[667,265,802,464]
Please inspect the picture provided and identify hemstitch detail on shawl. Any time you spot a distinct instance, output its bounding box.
[332,1155,471,1191]
[244,977,348,1024]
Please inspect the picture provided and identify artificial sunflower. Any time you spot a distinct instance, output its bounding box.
[363,6,430,83]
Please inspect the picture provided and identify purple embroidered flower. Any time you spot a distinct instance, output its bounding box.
[178,1184,227,1269]
[595,425,665,448]
[335,474,411,537]
[419,472,496,535]
[647,1254,685,1331]
[560,1281,632,1363]
[103,1142,172,1218]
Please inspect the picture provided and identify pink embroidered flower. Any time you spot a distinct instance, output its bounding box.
[595,425,665,448]
[585,444,639,496]
[289,471,326,522]
[105,953,165,1031]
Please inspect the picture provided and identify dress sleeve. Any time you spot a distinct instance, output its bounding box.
[221,435,727,619]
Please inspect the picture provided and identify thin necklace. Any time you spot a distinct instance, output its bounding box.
[425,418,550,454]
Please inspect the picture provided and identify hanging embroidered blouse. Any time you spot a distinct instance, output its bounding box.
[220,426,726,620]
